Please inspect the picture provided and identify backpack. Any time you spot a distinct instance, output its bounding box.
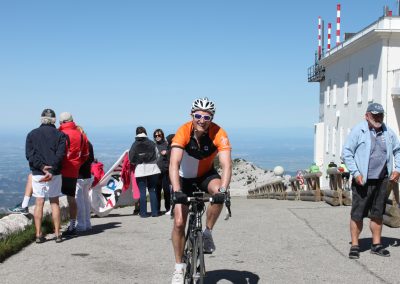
[130,139,156,165]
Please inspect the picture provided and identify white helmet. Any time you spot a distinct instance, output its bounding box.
[191,97,216,115]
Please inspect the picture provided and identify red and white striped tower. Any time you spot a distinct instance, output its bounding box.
[336,4,341,45]
[327,23,331,51]
[318,16,322,59]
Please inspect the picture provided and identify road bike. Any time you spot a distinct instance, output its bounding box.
[178,191,231,284]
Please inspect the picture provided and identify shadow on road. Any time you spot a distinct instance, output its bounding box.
[357,236,400,252]
[78,222,122,236]
[61,222,122,242]
[206,269,260,283]
[92,213,134,218]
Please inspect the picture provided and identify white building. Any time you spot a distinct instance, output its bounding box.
[309,16,400,188]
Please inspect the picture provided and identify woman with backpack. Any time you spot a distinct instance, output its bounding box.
[129,126,161,218]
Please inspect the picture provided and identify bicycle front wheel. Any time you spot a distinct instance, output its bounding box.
[191,231,205,284]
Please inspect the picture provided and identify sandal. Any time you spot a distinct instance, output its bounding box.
[55,235,63,243]
[35,235,46,244]
[349,245,360,259]
[371,244,390,257]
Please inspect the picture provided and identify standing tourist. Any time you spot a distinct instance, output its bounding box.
[7,174,33,214]
[26,109,66,243]
[59,112,89,236]
[129,126,161,218]
[342,103,400,259]
[75,126,94,232]
[153,128,171,214]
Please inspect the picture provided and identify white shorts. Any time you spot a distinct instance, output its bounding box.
[32,174,62,198]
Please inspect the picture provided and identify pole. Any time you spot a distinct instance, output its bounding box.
[318,16,322,60]
[336,4,341,46]
[327,23,331,51]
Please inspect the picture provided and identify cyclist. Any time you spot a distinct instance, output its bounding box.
[169,97,232,284]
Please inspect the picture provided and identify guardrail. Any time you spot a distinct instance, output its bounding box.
[301,172,322,201]
[323,168,351,206]
[384,182,400,227]
[287,172,322,202]
[247,179,286,200]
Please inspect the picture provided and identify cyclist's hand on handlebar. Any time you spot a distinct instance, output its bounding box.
[172,191,188,204]
[212,193,226,204]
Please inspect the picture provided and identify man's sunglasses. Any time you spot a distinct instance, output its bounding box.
[193,113,212,121]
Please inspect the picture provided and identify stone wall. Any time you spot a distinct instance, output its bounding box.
[0,196,70,240]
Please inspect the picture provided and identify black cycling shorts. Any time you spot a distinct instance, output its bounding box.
[180,168,221,197]
[61,177,78,197]
[351,178,388,221]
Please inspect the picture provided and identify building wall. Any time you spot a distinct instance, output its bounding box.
[313,18,400,188]
[385,38,400,136]
[317,39,384,187]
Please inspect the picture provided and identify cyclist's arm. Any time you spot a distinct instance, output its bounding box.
[169,146,184,192]
[218,150,232,189]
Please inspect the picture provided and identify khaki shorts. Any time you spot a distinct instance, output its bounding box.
[32,174,62,198]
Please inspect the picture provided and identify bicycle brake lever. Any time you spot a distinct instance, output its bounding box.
[224,208,230,220]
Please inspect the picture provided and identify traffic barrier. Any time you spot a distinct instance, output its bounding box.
[247,179,286,199]
[271,180,286,200]
[324,168,351,206]
[287,176,301,201]
[383,183,400,227]
[294,172,322,202]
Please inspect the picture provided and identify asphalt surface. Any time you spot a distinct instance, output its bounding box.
[1,198,400,284]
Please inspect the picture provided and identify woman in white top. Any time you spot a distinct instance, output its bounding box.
[129,126,161,217]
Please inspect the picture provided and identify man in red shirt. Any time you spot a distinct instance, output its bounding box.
[59,112,89,236]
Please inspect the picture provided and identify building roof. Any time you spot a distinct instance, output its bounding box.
[321,16,400,65]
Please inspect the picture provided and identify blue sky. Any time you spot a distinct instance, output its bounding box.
[0,0,395,136]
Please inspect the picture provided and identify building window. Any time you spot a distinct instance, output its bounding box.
[326,86,330,106]
[357,68,363,104]
[344,73,349,105]
[368,73,374,102]
[326,126,330,154]
[339,127,343,157]
[394,70,400,87]
[333,83,337,106]
[332,127,336,156]
[392,70,400,95]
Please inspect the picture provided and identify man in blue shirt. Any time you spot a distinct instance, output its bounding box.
[342,103,400,259]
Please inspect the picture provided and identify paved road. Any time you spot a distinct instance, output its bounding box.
[1,198,400,284]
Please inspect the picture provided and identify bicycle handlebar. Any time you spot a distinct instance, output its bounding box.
[173,191,232,220]
[186,193,224,204]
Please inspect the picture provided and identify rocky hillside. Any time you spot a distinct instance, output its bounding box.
[219,158,289,197]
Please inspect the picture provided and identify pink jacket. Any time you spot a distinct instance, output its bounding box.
[91,161,105,187]
[121,153,140,200]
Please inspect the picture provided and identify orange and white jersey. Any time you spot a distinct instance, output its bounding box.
[172,121,231,178]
